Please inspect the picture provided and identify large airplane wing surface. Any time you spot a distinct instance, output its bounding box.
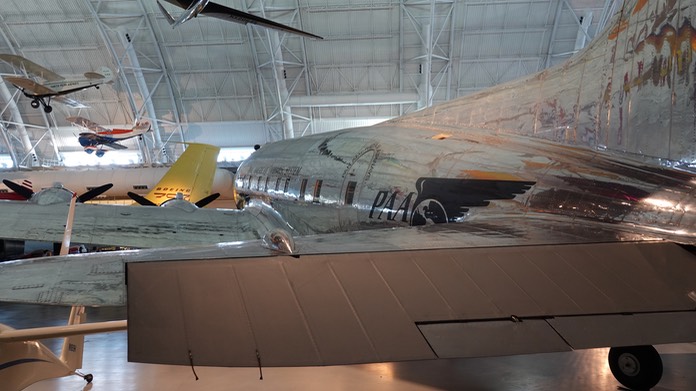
[0,214,660,305]
[159,0,323,39]
[0,218,694,377]
[126,240,696,368]
[199,1,323,39]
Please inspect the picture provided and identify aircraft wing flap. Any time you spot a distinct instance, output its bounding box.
[418,320,573,358]
[126,240,696,367]
[546,312,696,349]
[418,311,696,359]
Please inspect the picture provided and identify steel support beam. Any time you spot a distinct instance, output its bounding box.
[85,0,184,163]
[246,0,313,140]
[0,21,40,167]
[401,0,454,109]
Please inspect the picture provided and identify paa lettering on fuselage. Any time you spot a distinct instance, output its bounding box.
[369,190,416,222]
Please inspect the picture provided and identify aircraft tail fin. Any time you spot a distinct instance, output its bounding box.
[392,0,696,164]
[144,143,221,206]
[84,67,114,82]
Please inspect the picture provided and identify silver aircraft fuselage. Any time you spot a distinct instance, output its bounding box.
[236,126,696,239]
[236,0,696,241]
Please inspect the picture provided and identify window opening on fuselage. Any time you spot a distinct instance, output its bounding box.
[313,180,323,203]
[274,177,281,191]
[264,177,270,192]
[299,178,308,200]
[283,178,290,193]
[345,181,357,205]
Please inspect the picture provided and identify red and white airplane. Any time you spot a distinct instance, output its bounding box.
[67,116,151,157]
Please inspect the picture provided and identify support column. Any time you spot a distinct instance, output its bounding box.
[247,0,313,141]
[120,33,162,164]
[0,80,37,167]
[269,30,295,140]
[419,22,433,109]
[402,0,454,110]
[0,121,17,167]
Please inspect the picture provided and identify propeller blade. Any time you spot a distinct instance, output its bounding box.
[194,193,220,208]
[127,191,158,206]
[77,183,113,203]
[3,179,34,200]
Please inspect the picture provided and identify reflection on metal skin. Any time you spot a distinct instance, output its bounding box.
[235,0,696,244]
[262,229,295,254]
[238,125,696,242]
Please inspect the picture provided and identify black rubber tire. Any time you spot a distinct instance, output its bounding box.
[608,345,662,390]
[84,373,93,383]
[43,105,53,113]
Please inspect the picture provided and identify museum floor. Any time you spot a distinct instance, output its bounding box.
[2,302,695,391]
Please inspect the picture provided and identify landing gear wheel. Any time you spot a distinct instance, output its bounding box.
[31,100,40,109]
[608,345,662,390]
[83,373,93,383]
[43,105,52,113]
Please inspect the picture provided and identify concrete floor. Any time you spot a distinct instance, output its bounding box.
[1,302,695,391]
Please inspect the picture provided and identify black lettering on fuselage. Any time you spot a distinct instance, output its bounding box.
[377,192,398,219]
[369,190,388,218]
[369,191,416,222]
[393,192,415,222]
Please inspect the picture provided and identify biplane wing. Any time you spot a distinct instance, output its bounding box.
[0,53,64,81]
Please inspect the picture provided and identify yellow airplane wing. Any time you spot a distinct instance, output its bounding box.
[144,143,220,205]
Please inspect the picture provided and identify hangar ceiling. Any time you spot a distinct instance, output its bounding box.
[0,0,619,168]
